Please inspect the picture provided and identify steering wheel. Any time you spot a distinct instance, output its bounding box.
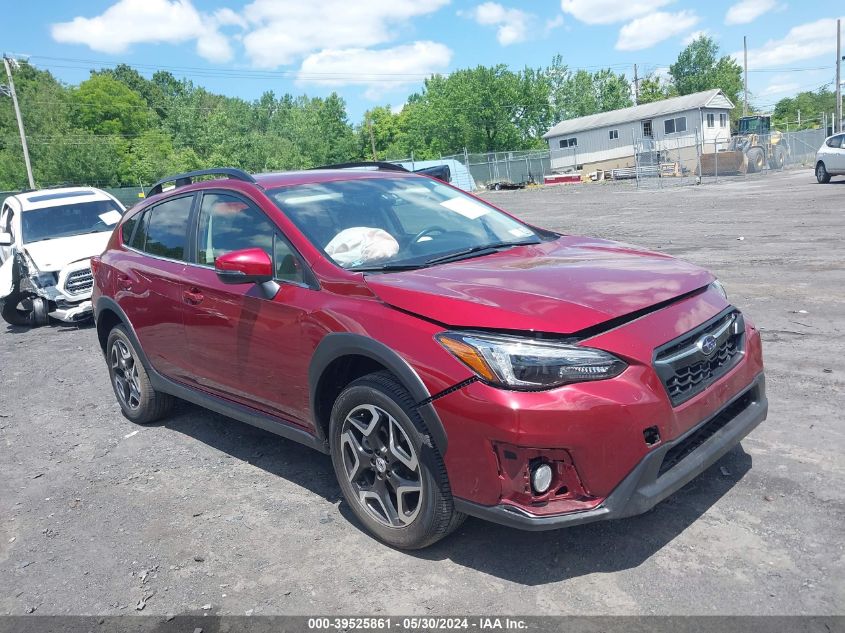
[411,226,448,245]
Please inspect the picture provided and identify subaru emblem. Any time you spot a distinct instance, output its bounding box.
[697,334,718,356]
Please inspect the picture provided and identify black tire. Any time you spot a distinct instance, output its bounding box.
[106,325,174,424]
[329,370,465,549]
[1,290,49,327]
[816,162,831,184]
[747,148,765,173]
[769,147,785,170]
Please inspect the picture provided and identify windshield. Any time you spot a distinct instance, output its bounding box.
[739,117,768,135]
[268,176,545,271]
[22,199,123,244]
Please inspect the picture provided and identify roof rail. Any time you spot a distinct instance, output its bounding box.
[147,168,258,197]
[310,161,409,173]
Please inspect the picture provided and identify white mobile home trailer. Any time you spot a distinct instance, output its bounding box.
[543,89,735,173]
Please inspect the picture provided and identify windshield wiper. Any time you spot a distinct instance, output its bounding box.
[349,263,427,272]
[424,240,540,266]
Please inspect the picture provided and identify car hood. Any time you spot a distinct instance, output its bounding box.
[22,232,112,272]
[364,236,714,334]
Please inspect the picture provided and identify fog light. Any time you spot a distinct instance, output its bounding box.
[531,463,553,494]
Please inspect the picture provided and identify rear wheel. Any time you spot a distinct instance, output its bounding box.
[106,325,174,424]
[329,371,464,549]
[769,147,785,170]
[816,162,831,184]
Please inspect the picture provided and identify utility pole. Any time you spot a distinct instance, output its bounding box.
[836,19,842,133]
[633,64,639,105]
[2,55,34,189]
[366,114,377,161]
[797,109,801,127]
[743,36,749,117]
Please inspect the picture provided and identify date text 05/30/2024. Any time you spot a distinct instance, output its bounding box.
[307,617,528,630]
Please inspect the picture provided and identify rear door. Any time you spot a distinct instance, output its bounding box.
[118,194,194,381]
[180,191,316,426]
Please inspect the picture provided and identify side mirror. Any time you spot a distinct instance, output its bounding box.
[0,232,11,246]
[215,248,274,285]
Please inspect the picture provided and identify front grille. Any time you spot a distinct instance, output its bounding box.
[658,388,755,477]
[654,309,745,406]
[64,267,94,295]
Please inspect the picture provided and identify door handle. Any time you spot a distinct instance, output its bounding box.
[116,274,132,291]
[183,287,204,305]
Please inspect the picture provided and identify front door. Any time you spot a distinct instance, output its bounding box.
[181,191,314,426]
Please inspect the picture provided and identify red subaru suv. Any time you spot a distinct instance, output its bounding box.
[92,165,767,549]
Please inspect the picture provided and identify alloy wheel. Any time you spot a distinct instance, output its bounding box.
[340,404,423,528]
[111,339,141,410]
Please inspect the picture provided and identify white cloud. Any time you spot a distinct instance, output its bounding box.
[242,0,449,68]
[50,0,238,62]
[725,0,778,25]
[560,0,673,25]
[463,3,533,46]
[759,80,800,97]
[682,29,710,46]
[544,15,565,34]
[736,17,845,68]
[297,41,452,100]
[616,11,700,51]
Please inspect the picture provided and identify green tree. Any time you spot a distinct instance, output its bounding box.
[637,73,677,104]
[547,55,632,121]
[772,88,836,129]
[73,74,153,136]
[669,36,742,111]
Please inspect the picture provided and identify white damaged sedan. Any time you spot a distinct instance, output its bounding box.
[0,187,125,327]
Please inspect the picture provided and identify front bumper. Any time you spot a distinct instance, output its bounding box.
[454,373,767,531]
[49,299,93,323]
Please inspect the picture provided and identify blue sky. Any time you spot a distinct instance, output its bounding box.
[2,0,843,122]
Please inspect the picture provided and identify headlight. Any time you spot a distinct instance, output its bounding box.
[436,331,627,390]
[710,280,728,300]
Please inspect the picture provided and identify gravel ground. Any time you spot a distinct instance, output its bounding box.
[0,169,843,617]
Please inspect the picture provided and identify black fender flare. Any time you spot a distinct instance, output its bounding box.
[308,333,449,456]
[94,297,152,369]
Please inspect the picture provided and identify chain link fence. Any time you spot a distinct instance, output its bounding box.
[630,127,826,188]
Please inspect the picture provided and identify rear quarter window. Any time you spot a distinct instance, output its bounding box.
[121,215,139,244]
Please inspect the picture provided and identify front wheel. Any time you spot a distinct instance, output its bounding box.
[816,162,831,184]
[329,371,464,549]
[1,290,49,327]
[747,148,765,173]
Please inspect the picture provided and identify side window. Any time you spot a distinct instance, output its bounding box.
[121,214,139,245]
[197,193,307,285]
[0,205,13,236]
[196,193,275,265]
[144,196,193,260]
[826,135,842,148]
[274,234,305,284]
[130,209,150,251]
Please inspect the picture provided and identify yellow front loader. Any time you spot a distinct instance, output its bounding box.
[700,115,788,176]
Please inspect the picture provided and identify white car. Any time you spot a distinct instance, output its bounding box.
[815,133,845,183]
[0,187,125,327]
